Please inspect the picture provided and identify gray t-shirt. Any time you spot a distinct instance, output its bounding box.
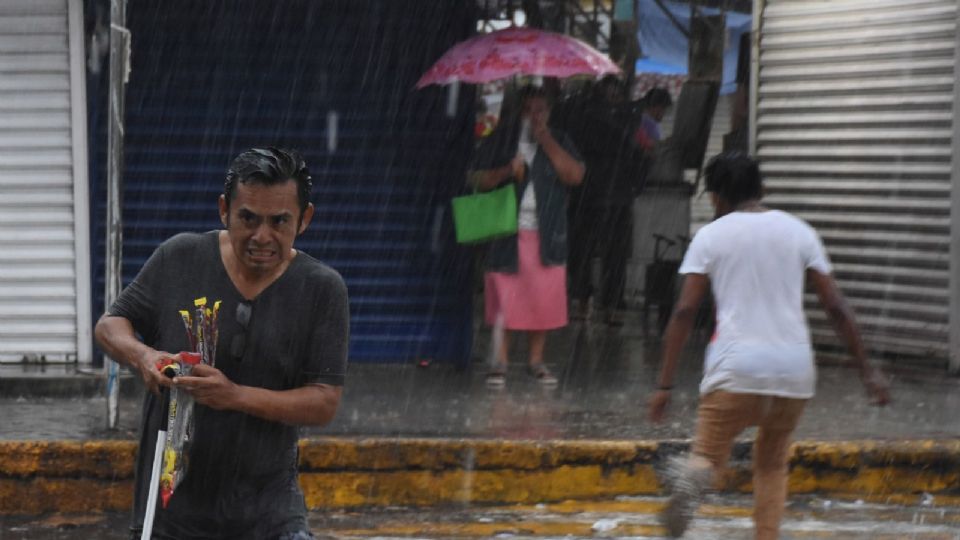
[110,231,348,539]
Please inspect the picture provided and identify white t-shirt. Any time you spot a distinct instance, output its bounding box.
[678,210,832,399]
[517,130,539,230]
[518,181,538,230]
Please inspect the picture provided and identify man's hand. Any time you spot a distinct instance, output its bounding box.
[174,364,241,411]
[861,366,892,406]
[648,390,671,423]
[136,349,177,396]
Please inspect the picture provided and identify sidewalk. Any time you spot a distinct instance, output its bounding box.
[3,314,960,515]
[2,313,958,441]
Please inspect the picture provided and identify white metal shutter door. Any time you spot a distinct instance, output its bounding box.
[756,0,956,361]
[0,0,87,362]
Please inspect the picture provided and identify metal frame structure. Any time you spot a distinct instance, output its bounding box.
[68,0,92,364]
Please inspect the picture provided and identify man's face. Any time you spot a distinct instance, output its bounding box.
[218,180,314,275]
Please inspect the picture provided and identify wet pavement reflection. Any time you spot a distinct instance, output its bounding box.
[4,494,960,539]
[3,313,960,442]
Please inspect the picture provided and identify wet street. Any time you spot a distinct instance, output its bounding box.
[3,317,960,442]
[3,495,960,539]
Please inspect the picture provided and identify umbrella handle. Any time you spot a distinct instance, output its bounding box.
[141,389,170,540]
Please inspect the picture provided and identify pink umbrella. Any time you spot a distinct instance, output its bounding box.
[416,26,621,88]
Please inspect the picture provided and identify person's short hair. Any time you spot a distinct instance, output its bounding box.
[704,152,763,207]
[224,147,312,215]
[643,87,673,109]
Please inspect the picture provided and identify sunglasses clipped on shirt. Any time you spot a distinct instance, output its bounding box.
[230,301,252,362]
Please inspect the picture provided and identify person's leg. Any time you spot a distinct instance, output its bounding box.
[526,330,557,385]
[486,329,510,387]
[527,330,546,364]
[692,391,759,477]
[662,391,758,537]
[752,397,807,540]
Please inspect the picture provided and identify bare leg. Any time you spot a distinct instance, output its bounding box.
[498,329,511,365]
[527,330,546,365]
[526,331,556,385]
[486,324,510,387]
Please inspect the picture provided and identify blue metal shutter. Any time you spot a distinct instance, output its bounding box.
[89,0,477,364]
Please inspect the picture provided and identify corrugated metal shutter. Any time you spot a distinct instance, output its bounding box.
[0,0,89,362]
[89,0,476,365]
[755,0,956,362]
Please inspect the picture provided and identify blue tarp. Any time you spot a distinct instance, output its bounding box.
[635,0,751,94]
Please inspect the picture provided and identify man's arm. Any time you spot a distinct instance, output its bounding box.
[807,269,891,404]
[172,364,342,426]
[94,314,174,395]
[649,273,710,422]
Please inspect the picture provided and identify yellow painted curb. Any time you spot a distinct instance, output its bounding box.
[2,438,959,515]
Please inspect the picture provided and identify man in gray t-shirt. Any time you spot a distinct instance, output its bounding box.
[96,148,348,539]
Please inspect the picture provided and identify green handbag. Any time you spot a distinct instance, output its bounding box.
[451,183,518,244]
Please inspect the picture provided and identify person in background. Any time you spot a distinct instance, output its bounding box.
[648,152,891,539]
[470,85,585,387]
[565,76,646,325]
[634,87,673,151]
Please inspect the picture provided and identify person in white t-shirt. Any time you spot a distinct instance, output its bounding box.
[647,153,891,539]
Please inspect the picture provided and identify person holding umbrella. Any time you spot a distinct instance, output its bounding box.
[470,86,585,387]
[416,26,615,386]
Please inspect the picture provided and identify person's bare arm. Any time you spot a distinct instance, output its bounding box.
[534,126,584,186]
[649,273,710,422]
[173,364,342,426]
[807,269,890,405]
[94,314,175,395]
[470,156,524,191]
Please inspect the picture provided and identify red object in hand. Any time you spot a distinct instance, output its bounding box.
[155,352,203,377]
[180,352,202,365]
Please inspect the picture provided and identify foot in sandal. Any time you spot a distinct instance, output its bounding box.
[527,362,558,386]
[486,362,507,388]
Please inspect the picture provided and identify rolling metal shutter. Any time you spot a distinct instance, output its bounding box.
[0,0,90,362]
[754,0,956,362]
[89,0,476,365]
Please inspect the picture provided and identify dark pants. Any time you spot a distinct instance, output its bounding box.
[568,203,633,310]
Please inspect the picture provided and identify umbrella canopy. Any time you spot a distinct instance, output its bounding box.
[416,26,620,88]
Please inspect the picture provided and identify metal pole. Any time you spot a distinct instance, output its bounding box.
[105,0,129,429]
[948,2,960,373]
[748,0,762,156]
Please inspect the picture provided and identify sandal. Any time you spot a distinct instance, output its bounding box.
[528,362,558,386]
[486,362,507,388]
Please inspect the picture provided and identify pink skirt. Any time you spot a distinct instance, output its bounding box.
[484,229,568,331]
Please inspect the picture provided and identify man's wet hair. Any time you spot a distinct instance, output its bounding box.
[704,152,763,207]
[225,147,312,215]
[643,87,673,109]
